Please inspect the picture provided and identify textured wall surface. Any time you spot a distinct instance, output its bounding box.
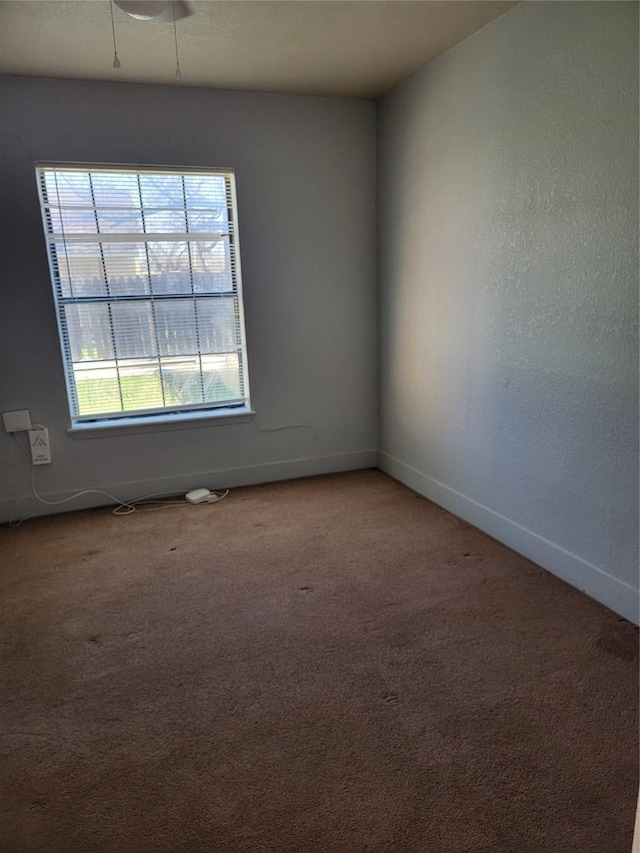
[378,2,639,606]
[0,77,377,521]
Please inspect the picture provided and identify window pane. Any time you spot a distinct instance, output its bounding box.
[54,243,107,298]
[96,208,144,234]
[103,242,150,296]
[196,297,239,353]
[64,210,100,234]
[74,363,122,415]
[45,170,94,207]
[64,303,114,362]
[155,300,198,356]
[139,173,184,208]
[191,239,233,293]
[161,356,204,406]
[142,208,187,233]
[110,302,157,359]
[139,174,187,232]
[90,172,140,207]
[118,360,164,411]
[201,353,241,403]
[185,174,228,234]
[184,174,227,211]
[147,241,192,294]
[187,209,227,234]
[44,172,96,234]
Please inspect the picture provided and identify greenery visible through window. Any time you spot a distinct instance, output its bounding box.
[36,164,250,424]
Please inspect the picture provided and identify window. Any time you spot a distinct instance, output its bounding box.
[36,164,250,427]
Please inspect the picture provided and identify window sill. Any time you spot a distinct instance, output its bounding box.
[67,406,256,439]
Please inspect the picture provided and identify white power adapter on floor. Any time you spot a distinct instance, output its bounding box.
[185,488,218,504]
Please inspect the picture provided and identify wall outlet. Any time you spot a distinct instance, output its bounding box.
[3,409,32,432]
[29,427,51,465]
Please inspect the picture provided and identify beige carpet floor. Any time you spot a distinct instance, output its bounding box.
[0,469,637,852]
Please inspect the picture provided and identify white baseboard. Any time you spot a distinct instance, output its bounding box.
[1,450,378,525]
[379,451,639,625]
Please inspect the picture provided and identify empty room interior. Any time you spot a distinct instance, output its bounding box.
[0,1,638,851]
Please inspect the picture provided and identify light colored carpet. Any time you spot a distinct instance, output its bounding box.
[0,469,637,852]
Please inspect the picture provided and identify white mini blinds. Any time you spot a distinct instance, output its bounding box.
[36,164,250,425]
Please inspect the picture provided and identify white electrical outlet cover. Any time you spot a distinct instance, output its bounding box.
[3,409,32,432]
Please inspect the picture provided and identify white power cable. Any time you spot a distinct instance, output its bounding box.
[1,437,38,527]
[7,433,229,524]
[251,418,319,442]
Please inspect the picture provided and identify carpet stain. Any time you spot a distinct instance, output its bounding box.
[124,631,142,641]
[596,620,639,663]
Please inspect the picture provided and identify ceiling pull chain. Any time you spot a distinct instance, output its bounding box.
[173,1,183,80]
[110,0,121,69]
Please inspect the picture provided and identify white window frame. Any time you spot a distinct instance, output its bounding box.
[36,162,251,432]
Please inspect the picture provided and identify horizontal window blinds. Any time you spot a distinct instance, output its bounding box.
[36,165,249,422]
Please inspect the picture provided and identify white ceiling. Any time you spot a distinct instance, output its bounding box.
[0,1,517,99]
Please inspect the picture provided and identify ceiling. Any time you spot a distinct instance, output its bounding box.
[0,1,517,99]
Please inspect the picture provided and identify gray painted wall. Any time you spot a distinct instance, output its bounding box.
[0,77,377,521]
[377,1,639,620]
